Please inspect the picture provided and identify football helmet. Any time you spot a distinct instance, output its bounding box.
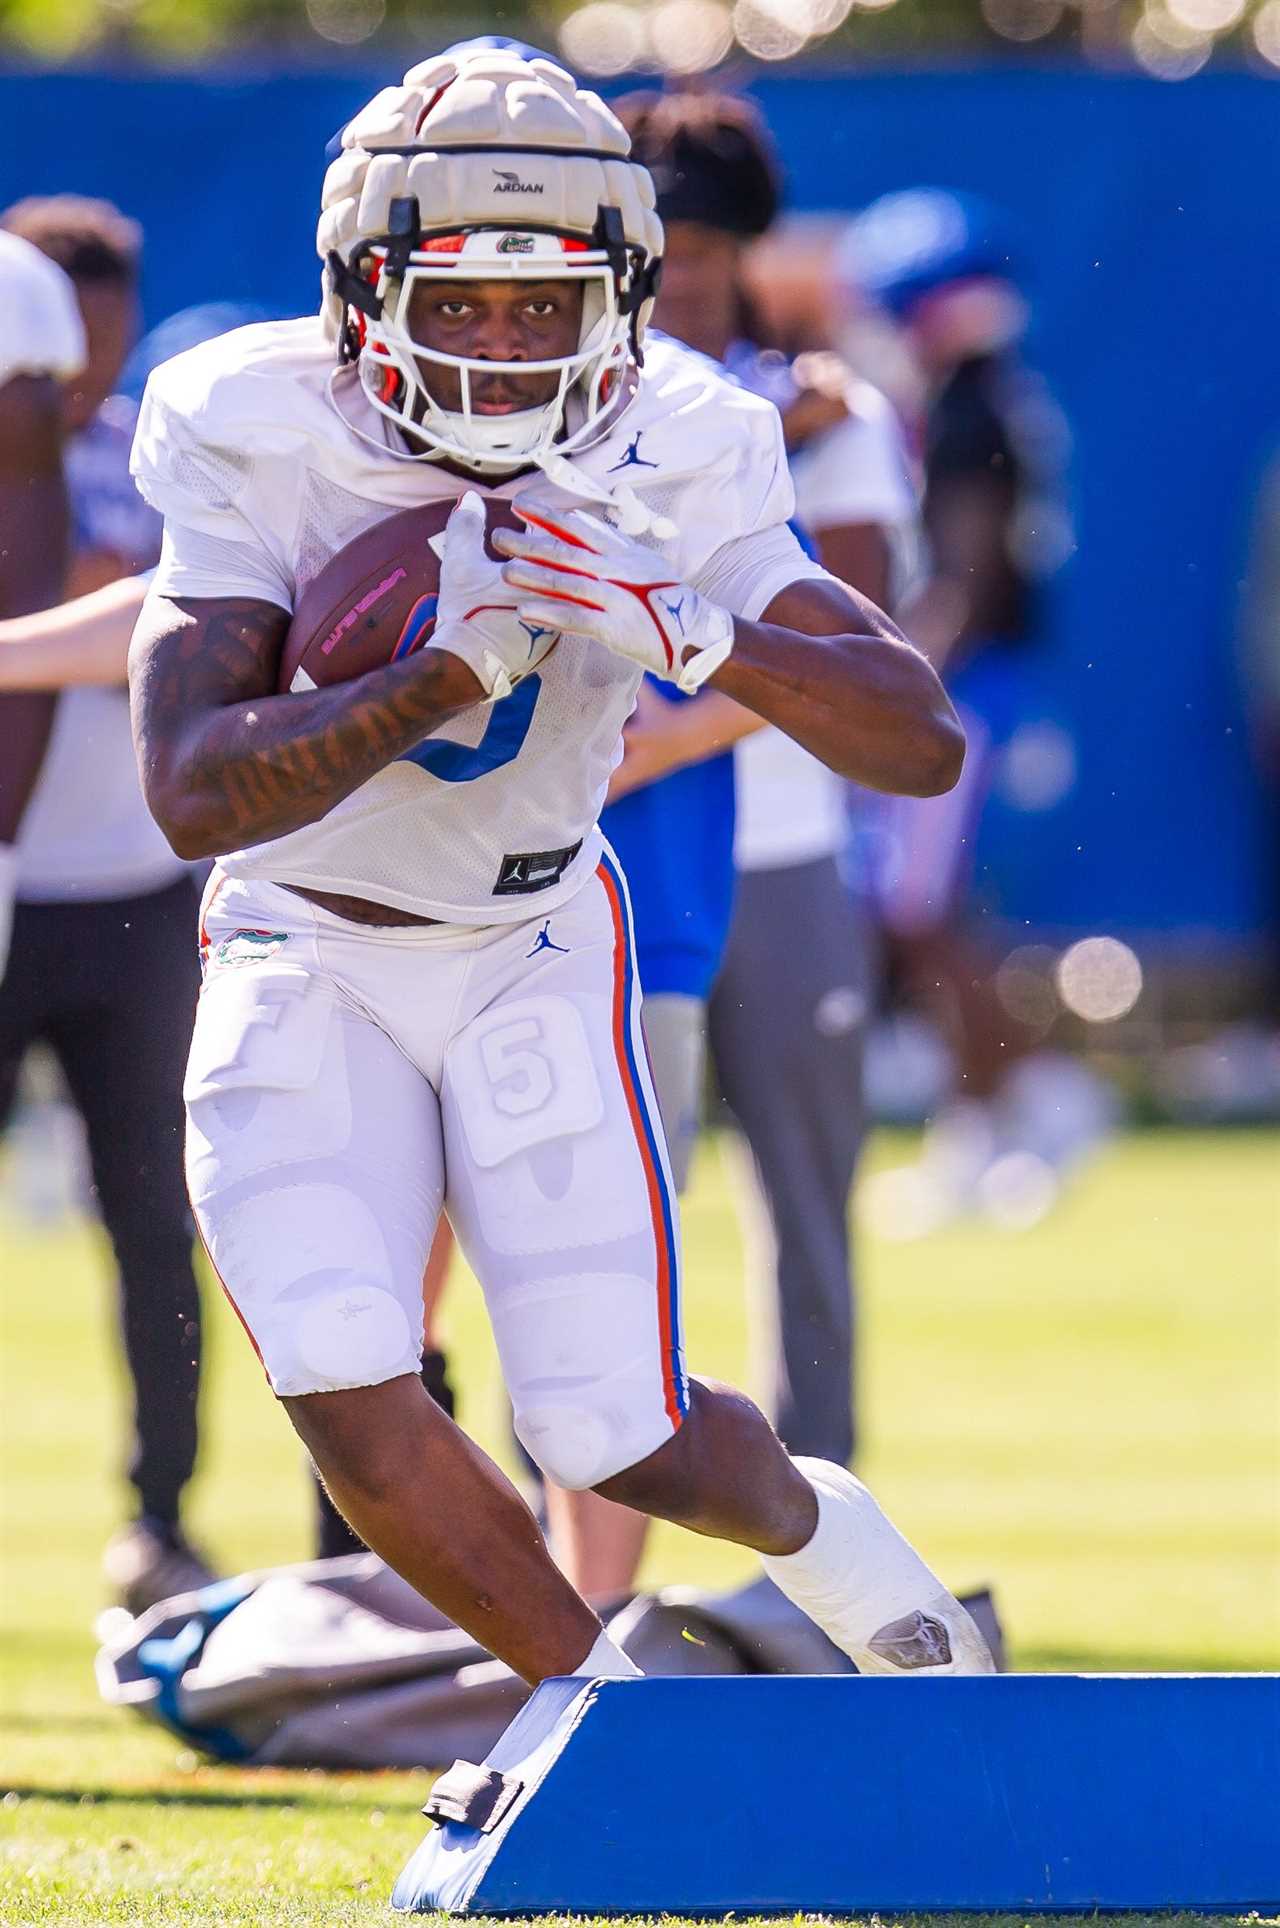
[318,47,663,488]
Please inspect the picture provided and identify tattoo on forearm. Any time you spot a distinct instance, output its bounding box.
[131,596,478,852]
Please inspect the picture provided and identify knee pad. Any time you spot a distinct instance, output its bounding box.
[513,1400,618,1492]
[513,1384,678,1492]
[502,1268,680,1490]
[194,1178,423,1397]
[285,1269,418,1393]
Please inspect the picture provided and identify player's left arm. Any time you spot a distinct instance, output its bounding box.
[497,515,963,798]
[710,570,963,797]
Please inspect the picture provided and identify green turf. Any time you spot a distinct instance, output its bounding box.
[2,1127,1277,1926]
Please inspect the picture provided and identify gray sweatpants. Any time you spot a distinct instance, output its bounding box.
[640,991,707,1196]
[708,856,872,1468]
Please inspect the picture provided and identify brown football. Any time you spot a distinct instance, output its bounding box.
[277,496,526,694]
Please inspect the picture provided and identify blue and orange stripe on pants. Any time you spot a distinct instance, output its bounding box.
[596,849,688,1428]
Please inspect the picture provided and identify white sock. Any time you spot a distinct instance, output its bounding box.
[573,1628,643,1679]
[763,1456,989,1672]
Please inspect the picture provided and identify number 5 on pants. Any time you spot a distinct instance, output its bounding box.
[453,996,604,1167]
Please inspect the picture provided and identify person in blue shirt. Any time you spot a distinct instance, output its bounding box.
[602,683,736,1183]
[547,88,909,1597]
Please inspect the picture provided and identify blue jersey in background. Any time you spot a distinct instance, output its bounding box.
[601,680,736,1001]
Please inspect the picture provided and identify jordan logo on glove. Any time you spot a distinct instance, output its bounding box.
[430,492,563,702]
[493,508,735,693]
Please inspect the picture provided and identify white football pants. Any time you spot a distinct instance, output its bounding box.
[185,849,687,1491]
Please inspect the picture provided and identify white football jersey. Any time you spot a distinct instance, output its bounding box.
[133,317,816,922]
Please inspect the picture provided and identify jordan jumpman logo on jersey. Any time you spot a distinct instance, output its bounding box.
[526,919,570,959]
[608,431,659,472]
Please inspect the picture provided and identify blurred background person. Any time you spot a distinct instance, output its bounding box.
[619,88,918,1474]
[1239,437,1280,886]
[0,198,213,1612]
[836,188,1115,1237]
[0,229,84,992]
[1235,435,1280,1087]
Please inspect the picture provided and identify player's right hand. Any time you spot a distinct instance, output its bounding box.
[431,492,561,702]
[495,506,735,693]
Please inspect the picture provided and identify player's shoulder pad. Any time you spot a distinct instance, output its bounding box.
[138,317,330,452]
[630,332,786,467]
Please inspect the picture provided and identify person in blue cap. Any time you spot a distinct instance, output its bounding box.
[839,189,1112,1234]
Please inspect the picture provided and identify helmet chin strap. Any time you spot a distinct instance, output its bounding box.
[453,400,562,467]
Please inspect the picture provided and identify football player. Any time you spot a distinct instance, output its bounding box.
[127,45,988,1688]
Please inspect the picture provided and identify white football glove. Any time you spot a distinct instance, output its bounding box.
[494,508,735,693]
[431,492,562,701]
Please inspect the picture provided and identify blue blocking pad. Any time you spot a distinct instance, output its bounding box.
[392,1675,589,1916]
[391,1672,1280,1917]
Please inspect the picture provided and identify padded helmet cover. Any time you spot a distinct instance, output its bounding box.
[315,49,663,476]
[317,49,663,343]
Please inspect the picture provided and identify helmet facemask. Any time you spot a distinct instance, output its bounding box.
[334,206,647,477]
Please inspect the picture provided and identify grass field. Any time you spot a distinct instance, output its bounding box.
[1,1125,1277,1926]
